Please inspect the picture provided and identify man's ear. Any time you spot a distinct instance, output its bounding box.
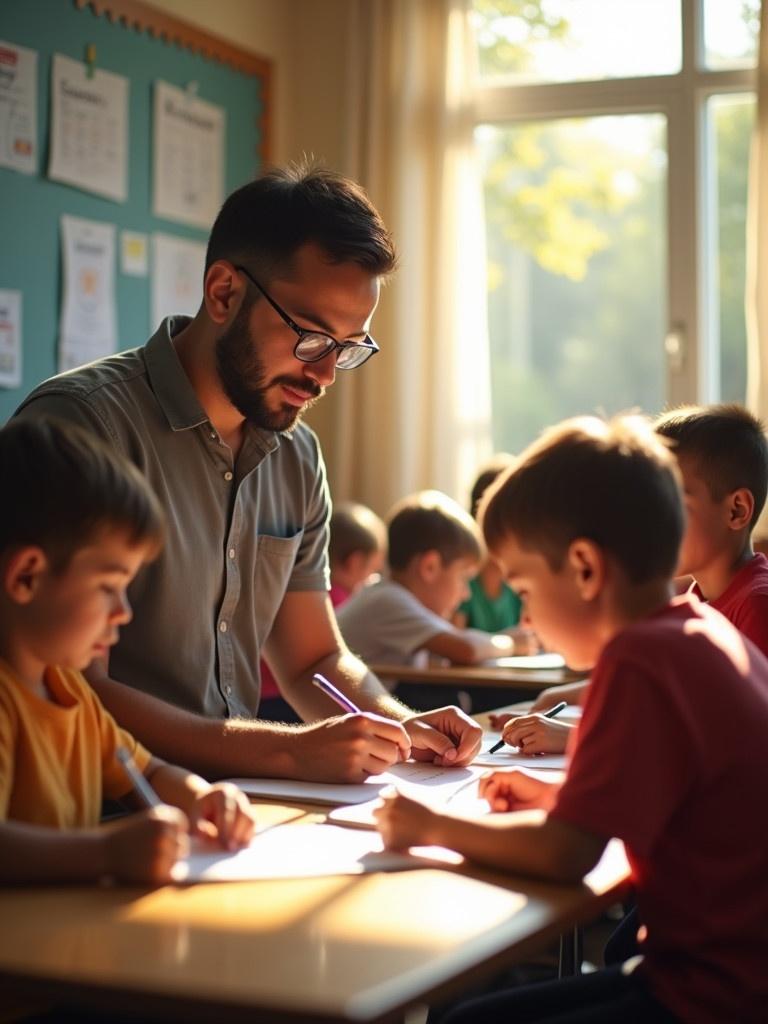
[3,547,49,605]
[566,539,604,601]
[203,260,245,326]
[417,550,442,583]
[727,488,754,532]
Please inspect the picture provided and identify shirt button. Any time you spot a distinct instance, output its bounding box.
[228,548,236,559]
[225,685,232,696]
[210,431,217,440]
[219,620,228,633]
[224,470,233,481]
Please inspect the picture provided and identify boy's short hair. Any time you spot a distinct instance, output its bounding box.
[480,415,683,584]
[470,453,516,518]
[387,490,482,571]
[329,502,386,565]
[0,418,164,571]
[655,404,768,528]
[206,161,397,284]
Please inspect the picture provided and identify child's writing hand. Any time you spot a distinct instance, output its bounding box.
[488,711,513,730]
[479,768,555,812]
[103,805,189,884]
[501,714,572,755]
[190,783,257,850]
[374,790,439,850]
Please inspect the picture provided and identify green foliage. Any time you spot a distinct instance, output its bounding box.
[472,0,568,76]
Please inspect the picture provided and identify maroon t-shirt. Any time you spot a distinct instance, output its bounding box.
[709,552,768,658]
[553,594,768,1024]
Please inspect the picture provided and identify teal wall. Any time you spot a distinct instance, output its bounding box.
[0,0,265,421]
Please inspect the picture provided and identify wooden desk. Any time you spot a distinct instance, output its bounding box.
[369,661,583,692]
[0,803,628,1023]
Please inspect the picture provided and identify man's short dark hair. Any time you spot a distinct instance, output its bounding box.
[329,502,386,566]
[206,161,397,283]
[655,404,768,529]
[0,418,164,571]
[387,491,482,571]
[480,415,683,584]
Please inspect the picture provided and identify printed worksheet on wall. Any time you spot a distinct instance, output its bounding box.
[0,40,37,174]
[151,232,206,330]
[59,214,117,371]
[152,80,224,230]
[48,54,128,202]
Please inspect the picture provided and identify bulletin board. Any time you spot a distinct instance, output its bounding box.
[0,0,271,421]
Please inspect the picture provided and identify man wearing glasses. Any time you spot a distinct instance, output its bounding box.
[15,164,482,782]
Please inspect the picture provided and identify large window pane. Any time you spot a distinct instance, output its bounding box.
[478,114,667,454]
[703,0,759,70]
[472,0,681,84]
[708,94,755,402]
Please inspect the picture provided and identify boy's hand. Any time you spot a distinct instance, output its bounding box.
[531,681,585,713]
[190,783,257,850]
[404,706,483,766]
[479,768,556,812]
[501,714,572,755]
[507,627,541,655]
[374,790,439,849]
[103,806,189,884]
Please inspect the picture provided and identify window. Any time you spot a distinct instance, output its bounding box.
[471,0,758,453]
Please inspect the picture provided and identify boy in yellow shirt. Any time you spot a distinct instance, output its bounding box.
[0,418,256,885]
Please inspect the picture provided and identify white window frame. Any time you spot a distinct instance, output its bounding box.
[473,0,756,407]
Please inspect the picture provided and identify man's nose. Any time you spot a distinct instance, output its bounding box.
[303,350,337,388]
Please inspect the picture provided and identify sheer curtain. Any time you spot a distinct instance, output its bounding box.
[325,0,492,514]
[746,0,768,536]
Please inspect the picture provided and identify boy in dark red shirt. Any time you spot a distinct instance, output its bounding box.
[374,414,768,1024]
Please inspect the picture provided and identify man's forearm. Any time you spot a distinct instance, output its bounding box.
[90,672,316,781]
[280,650,413,722]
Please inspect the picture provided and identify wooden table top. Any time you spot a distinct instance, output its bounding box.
[0,803,628,1023]
[369,661,584,690]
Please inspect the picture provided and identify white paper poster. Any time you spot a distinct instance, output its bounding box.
[49,54,128,203]
[121,230,148,277]
[153,80,224,229]
[0,41,37,174]
[59,215,117,372]
[0,289,22,388]
[151,232,205,329]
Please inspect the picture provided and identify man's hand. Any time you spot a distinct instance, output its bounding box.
[501,714,572,755]
[403,706,483,766]
[374,790,440,849]
[291,713,412,782]
[479,768,558,812]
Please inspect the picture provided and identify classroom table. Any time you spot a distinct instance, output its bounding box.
[369,661,583,691]
[0,801,629,1024]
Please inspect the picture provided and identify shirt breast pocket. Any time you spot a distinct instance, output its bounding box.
[252,531,304,639]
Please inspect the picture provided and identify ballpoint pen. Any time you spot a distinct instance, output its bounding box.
[312,673,362,714]
[488,699,569,754]
[117,746,163,807]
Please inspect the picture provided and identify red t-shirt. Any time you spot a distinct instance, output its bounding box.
[260,583,351,700]
[708,552,768,658]
[552,594,768,1024]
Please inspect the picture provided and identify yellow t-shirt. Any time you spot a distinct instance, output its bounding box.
[0,660,151,827]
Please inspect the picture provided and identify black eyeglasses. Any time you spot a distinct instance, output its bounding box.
[235,265,379,370]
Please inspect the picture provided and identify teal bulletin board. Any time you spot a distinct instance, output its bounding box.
[0,0,271,421]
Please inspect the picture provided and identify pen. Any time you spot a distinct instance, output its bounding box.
[117,746,163,808]
[312,673,362,714]
[488,700,569,754]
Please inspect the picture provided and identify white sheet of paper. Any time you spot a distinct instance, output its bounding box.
[59,215,117,372]
[0,40,37,174]
[48,54,128,202]
[485,653,566,670]
[151,232,205,331]
[172,823,463,882]
[153,80,224,229]
[0,289,22,388]
[473,733,567,770]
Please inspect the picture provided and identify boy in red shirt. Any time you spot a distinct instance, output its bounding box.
[375,414,768,1024]
[497,402,768,756]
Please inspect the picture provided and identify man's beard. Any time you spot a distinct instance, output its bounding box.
[215,306,323,432]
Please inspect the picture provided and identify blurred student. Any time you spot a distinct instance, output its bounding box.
[260,501,385,721]
[0,419,256,886]
[337,490,524,669]
[375,414,768,1024]
[496,402,768,756]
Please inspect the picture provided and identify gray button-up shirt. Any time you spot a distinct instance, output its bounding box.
[15,318,330,718]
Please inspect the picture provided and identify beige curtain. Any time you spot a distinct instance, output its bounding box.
[320,0,492,515]
[746,0,768,537]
